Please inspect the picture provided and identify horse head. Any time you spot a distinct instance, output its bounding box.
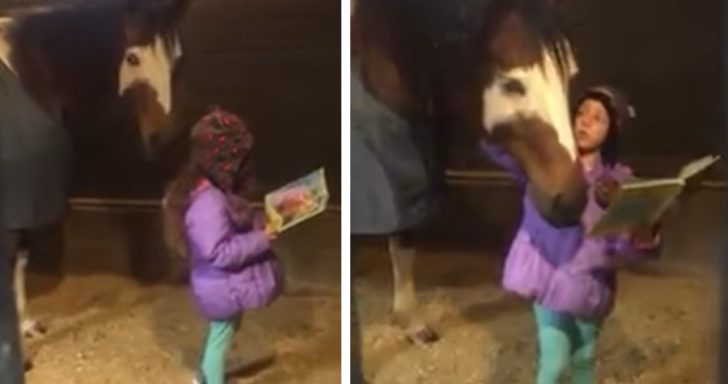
[119,0,190,158]
[476,0,587,226]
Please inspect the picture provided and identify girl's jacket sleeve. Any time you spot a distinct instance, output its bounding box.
[186,189,271,270]
[478,139,527,184]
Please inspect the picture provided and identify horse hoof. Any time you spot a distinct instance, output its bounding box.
[22,319,47,339]
[406,324,439,346]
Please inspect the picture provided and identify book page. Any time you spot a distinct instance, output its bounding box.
[621,178,684,190]
[264,168,330,233]
[677,155,720,180]
[589,180,682,237]
[589,154,719,237]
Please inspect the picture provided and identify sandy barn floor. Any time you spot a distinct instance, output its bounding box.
[353,188,725,384]
[22,209,341,384]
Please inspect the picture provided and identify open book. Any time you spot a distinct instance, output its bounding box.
[589,155,720,236]
[264,168,329,233]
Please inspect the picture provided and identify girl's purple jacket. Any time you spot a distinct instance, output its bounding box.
[184,182,282,320]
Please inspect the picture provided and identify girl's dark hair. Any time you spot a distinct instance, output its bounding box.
[162,163,203,258]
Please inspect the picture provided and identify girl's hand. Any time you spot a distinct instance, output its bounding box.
[264,221,279,240]
[594,175,620,208]
[630,223,660,250]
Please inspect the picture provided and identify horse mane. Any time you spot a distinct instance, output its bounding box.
[354,0,574,114]
[481,0,574,79]
[5,1,121,115]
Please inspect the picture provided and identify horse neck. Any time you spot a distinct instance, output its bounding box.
[8,2,125,119]
[353,15,434,121]
[354,0,495,123]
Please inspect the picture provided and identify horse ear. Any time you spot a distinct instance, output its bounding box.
[124,0,191,44]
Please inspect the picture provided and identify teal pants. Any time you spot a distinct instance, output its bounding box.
[199,316,242,384]
[534,304,601,384]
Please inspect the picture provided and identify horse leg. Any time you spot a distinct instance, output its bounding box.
[388,233,439,344]
[6,231,35,371]
[14,249,45,339]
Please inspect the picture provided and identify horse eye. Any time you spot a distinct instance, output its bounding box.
[502,79,526,96]
[126,53,141,67]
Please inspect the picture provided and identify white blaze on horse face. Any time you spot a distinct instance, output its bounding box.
[0,17,16,74]
[482,43,579,160]
[118,34,183,114]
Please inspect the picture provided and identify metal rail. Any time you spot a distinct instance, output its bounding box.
[67,169,724,212]
[69,197,342,213]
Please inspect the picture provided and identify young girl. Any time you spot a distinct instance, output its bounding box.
[482,86,660,384]
[163,107,283,384]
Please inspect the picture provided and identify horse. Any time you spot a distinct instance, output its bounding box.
[351,0,587,348]
[0,0,190,360]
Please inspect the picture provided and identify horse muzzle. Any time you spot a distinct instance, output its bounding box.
[490,117,588,227]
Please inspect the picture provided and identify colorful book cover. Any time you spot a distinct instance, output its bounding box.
[264,168,329,233]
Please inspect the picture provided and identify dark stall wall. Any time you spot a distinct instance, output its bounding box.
[2,0,341,202]
[170,0,341,201]
[561,0,723,177]
[450,0,723,180]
